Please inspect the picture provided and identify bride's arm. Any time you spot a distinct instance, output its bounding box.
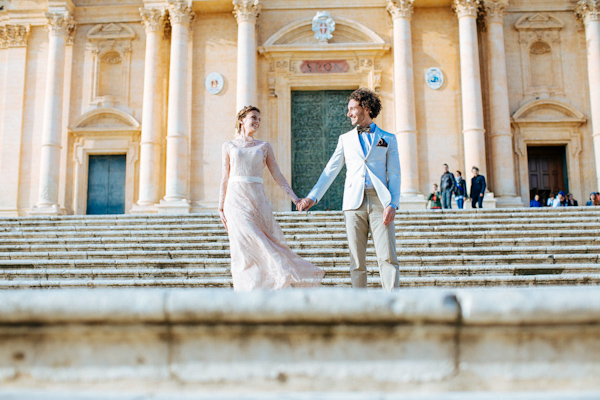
[265,142,299,204]
[218,143,230,231]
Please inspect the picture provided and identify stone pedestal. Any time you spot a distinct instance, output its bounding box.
[132,8,166,214]
[31,12,75,216]
[483,0,522,208]
[387,0,426,210]
[576,0,600,191]
[158,1,194,215]
[233,0,260,112]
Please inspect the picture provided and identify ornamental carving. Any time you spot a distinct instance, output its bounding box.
[0,24,30,47]
[168,1,195,27]
[140,8,166,33]
[386,0,414,19]
[45,12,76,39]
[452,0,481,18]
[311,11,335,43]
[233,0,261,23]
[482,0,509,24]
[575,0,600,24]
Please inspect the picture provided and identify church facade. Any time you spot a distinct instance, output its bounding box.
[0,0,598,215]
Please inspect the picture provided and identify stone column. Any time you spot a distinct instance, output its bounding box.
[576,0,600,191]
[133,8,166,213]
[453,0,488,178]
[158,1,195,214]
[483,0,521,207]
[233,0,261,112]
[32,12,75,215]
[0,25,30,216]
[386,0,425,208]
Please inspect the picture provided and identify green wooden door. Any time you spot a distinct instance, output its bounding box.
[291,90,354,211]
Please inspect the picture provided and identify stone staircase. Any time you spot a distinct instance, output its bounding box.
[1,207,599,288]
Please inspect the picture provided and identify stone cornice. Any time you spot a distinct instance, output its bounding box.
[45,11,76,39]
[233,0,261,24]
[575,0,600,24]
[452,0,481,19]
[140,7,165,33]
[386,0,414,20]
[167,1,195,28]
[482,0,509,24]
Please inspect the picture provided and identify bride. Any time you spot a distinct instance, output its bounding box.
[218,105,324,291]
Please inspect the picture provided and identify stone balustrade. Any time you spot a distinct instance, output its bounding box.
[0,287,600,398]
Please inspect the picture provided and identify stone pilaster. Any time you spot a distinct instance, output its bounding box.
[158,1,195,214]
[133,8,167,213]
[233,0,261,112]
[386,0,425,208]
[483,0,521,207]
[576,0,600,191]
[0,24,30,215]
[453,0,490,193]
[32,12,76,215]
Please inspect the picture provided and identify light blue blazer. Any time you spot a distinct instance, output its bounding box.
[307,125,401,211]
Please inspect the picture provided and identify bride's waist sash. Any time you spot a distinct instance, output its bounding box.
[230,176,263,184]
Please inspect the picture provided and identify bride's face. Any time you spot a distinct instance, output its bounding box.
[241,111,261,135]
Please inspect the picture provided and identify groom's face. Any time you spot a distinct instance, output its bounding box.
[347,99,370,127]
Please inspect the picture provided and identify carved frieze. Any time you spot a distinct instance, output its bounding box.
[45,12,76,40]
[233,0,261,24]
[386,0,414,20]
[452,0,481,19]
[575,0,600,24]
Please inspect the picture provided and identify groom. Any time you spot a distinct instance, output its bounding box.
[297,88,400,291]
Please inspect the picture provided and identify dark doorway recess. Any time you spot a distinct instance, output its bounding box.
[527,145,568,205]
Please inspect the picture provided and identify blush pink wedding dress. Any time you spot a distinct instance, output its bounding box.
[219,138,324,291]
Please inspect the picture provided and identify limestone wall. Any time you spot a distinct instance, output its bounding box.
[1,287,599,396]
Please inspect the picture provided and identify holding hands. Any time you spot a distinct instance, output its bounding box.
[296,198,315,212]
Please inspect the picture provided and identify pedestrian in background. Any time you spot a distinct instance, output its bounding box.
[454,170,467,209]
[469,166,486,209]
[530,194,542,208]
[440,164,456,209]
[586,192,600,206]
[552,191,566,207]
[547,193,555,207]
[567,193,578,207]
[427,183,442,210]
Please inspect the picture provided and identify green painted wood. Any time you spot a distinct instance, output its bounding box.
[291,90,354,211]
[86,155,126,215]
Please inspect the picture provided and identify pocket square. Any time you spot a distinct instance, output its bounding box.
[376,138,388,147]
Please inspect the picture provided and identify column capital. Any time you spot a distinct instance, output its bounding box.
[452,0,481,19]
[140,8,166,33]
[0,26,7,49]
[386,0,414,20]
[233,0,261,24]
[45,12,76,39]
[168,1,195,28]
[0,25,31,48]
[576,0,600,24]
[482,0,509,24]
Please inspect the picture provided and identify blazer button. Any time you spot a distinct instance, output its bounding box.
[364,159,367,163]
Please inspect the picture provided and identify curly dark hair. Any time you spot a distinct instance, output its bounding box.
[235,105,261,133]
[349,88,382,119]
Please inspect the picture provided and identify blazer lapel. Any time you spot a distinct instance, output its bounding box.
[349,127,366,160]
[365,125,382,160]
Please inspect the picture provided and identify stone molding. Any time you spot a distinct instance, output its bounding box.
[140,8,166,33]
[575,0,600,24]
[233,0,261,24]
[386,0,414,20]
[45,12,76,39]
[168,1,195,28]
[482,0,509,24]
[0,24,30,48]
[452,0,481,18]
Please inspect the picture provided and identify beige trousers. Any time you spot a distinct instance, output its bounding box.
[344,189,400,291]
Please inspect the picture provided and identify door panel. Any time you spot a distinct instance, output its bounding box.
[87,155,126,215]
[291,90,354,211]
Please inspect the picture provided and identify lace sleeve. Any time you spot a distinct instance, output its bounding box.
[265,142,299,203]
[218,142,230,211]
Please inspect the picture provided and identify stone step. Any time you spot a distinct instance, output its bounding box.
[1,244,598,261]
[1,264,598,281]
[0,252,596,268]
[2,236,599,252]
[2,273,599,289]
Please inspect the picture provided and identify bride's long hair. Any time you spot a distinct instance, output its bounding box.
[235,105,261,135]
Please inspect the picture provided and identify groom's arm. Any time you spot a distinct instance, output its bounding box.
[306,136,345,203]
[386,134,401,209]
